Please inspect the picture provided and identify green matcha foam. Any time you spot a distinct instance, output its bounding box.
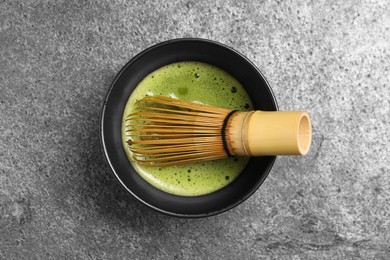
[122,61,253,196]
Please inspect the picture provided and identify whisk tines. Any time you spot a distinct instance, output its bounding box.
[125,96,232,167]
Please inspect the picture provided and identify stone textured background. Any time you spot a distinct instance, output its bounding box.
[1,0,389,259]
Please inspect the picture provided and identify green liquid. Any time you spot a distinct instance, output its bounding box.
[122,62,253,196]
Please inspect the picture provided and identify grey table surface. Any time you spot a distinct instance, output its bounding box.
[1,1,389,259]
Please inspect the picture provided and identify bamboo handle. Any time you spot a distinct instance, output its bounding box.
[227,110,312,156]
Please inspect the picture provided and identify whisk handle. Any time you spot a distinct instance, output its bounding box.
[227,111,312,156]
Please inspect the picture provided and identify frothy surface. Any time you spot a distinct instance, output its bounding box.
[122,62,253,196]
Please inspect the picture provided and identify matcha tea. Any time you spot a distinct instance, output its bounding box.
[122,62,253,196]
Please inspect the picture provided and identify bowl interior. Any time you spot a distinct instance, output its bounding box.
[101,39,277,217]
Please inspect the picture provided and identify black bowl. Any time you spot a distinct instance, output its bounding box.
[100,38,278,217]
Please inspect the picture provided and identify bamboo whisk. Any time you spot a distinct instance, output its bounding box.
[125,96,312,167]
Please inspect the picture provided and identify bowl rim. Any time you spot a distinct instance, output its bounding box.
[100,38,278,218]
